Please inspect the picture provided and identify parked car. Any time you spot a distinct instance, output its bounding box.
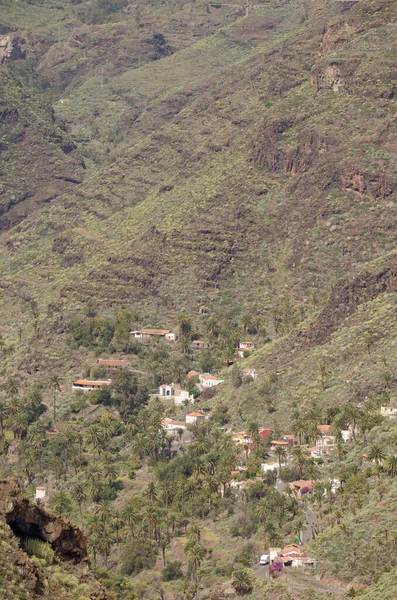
[260,554,270,565]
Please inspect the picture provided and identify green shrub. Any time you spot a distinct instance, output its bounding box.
[23,538,55,565]
[121,539,157,575]
[162,560,183,581]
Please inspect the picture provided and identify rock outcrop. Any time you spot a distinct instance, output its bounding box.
[0,478,88,562]
[307,260,397,345]
[0,34,25,63]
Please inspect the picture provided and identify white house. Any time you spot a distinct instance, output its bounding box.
[174,387,195,406]
[131,328,176,341]
[161,418,186,431]
[381,405,397,418]
[34,486,46,500]
[261,462,278,474]
[186,412,205,425]
[341,427,354,442]
[159,384,174,398]
[199,373,224,388]
[239,341,255,350]
[242,368,258,380]
[316,435,335,448]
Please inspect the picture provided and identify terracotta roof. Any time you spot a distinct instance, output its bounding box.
[73,379,111,387]
[188,370,201,377]
[161,418,185,427]
[240,341,254,346]
[291,480,316,489]
[187,412,205,417]
[271,440,289,446]
[318,424,331,433]
[35,486,46,490]
[201,374,219,380]
[160,384,172,388]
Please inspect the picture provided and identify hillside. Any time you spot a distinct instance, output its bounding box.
[0,0,397,598]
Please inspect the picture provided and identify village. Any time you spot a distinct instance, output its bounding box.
[62,324,369,577]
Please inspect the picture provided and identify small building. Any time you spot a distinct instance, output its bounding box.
[96,359,127,370]
[174,386,195,406]
[199,373,224,388]
[341,426,354,442]
[259,428,272,440]
[290,480,316,498]
[236,342,255,358]
[381,405,397,418]
[270,548,282,562]
[186,412,205,425]
[161,418,186,431]
[192,340,210,350]
[276,545,316,568]
[131,328,176,341]
[261,462,278,474]
[317,424,331,435]
[242,368,258,380]
[34,486,46,500]
[72,379,112,391]
[239,341,255,350]
[271,440,289,449]
[306,446,329,459]
[159,384,174,397]
[187,370,201,379]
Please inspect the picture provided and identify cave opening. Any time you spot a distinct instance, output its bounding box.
[7,519,47,544]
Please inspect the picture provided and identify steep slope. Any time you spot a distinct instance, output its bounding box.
[0,0,396,385]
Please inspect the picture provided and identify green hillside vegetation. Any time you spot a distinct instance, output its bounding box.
[0,0,397,597]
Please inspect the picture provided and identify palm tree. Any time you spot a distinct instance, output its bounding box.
[384,454,397,476]
[291,418,306,445]
[111,508,124,542]
[232,568,254,595]
[188,523,201,545]
[71,482,87,518]
[95,500,112,524]
[264,521,282,548]
[274,445,287,469]
[368,444,386,466]
[185,543,206,585]
[291,446,307,477]
[239,314,253,336]
[255,498,271,523]
[159,536,170,566]
[50,490,73,517]
[48,374,63,425]
[98,529,115,566]
[88,535,101,565]
[146,481,157,505]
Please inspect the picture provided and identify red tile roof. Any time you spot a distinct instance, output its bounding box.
[97,359,126,367]
[73,379,111,387]
[318,424,331,434]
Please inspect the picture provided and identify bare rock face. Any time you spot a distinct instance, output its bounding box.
[310,63,344,93]
[0,478,88,562]
[342,170,397,202]
[0,34,25,63]
[307,261,397,346]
